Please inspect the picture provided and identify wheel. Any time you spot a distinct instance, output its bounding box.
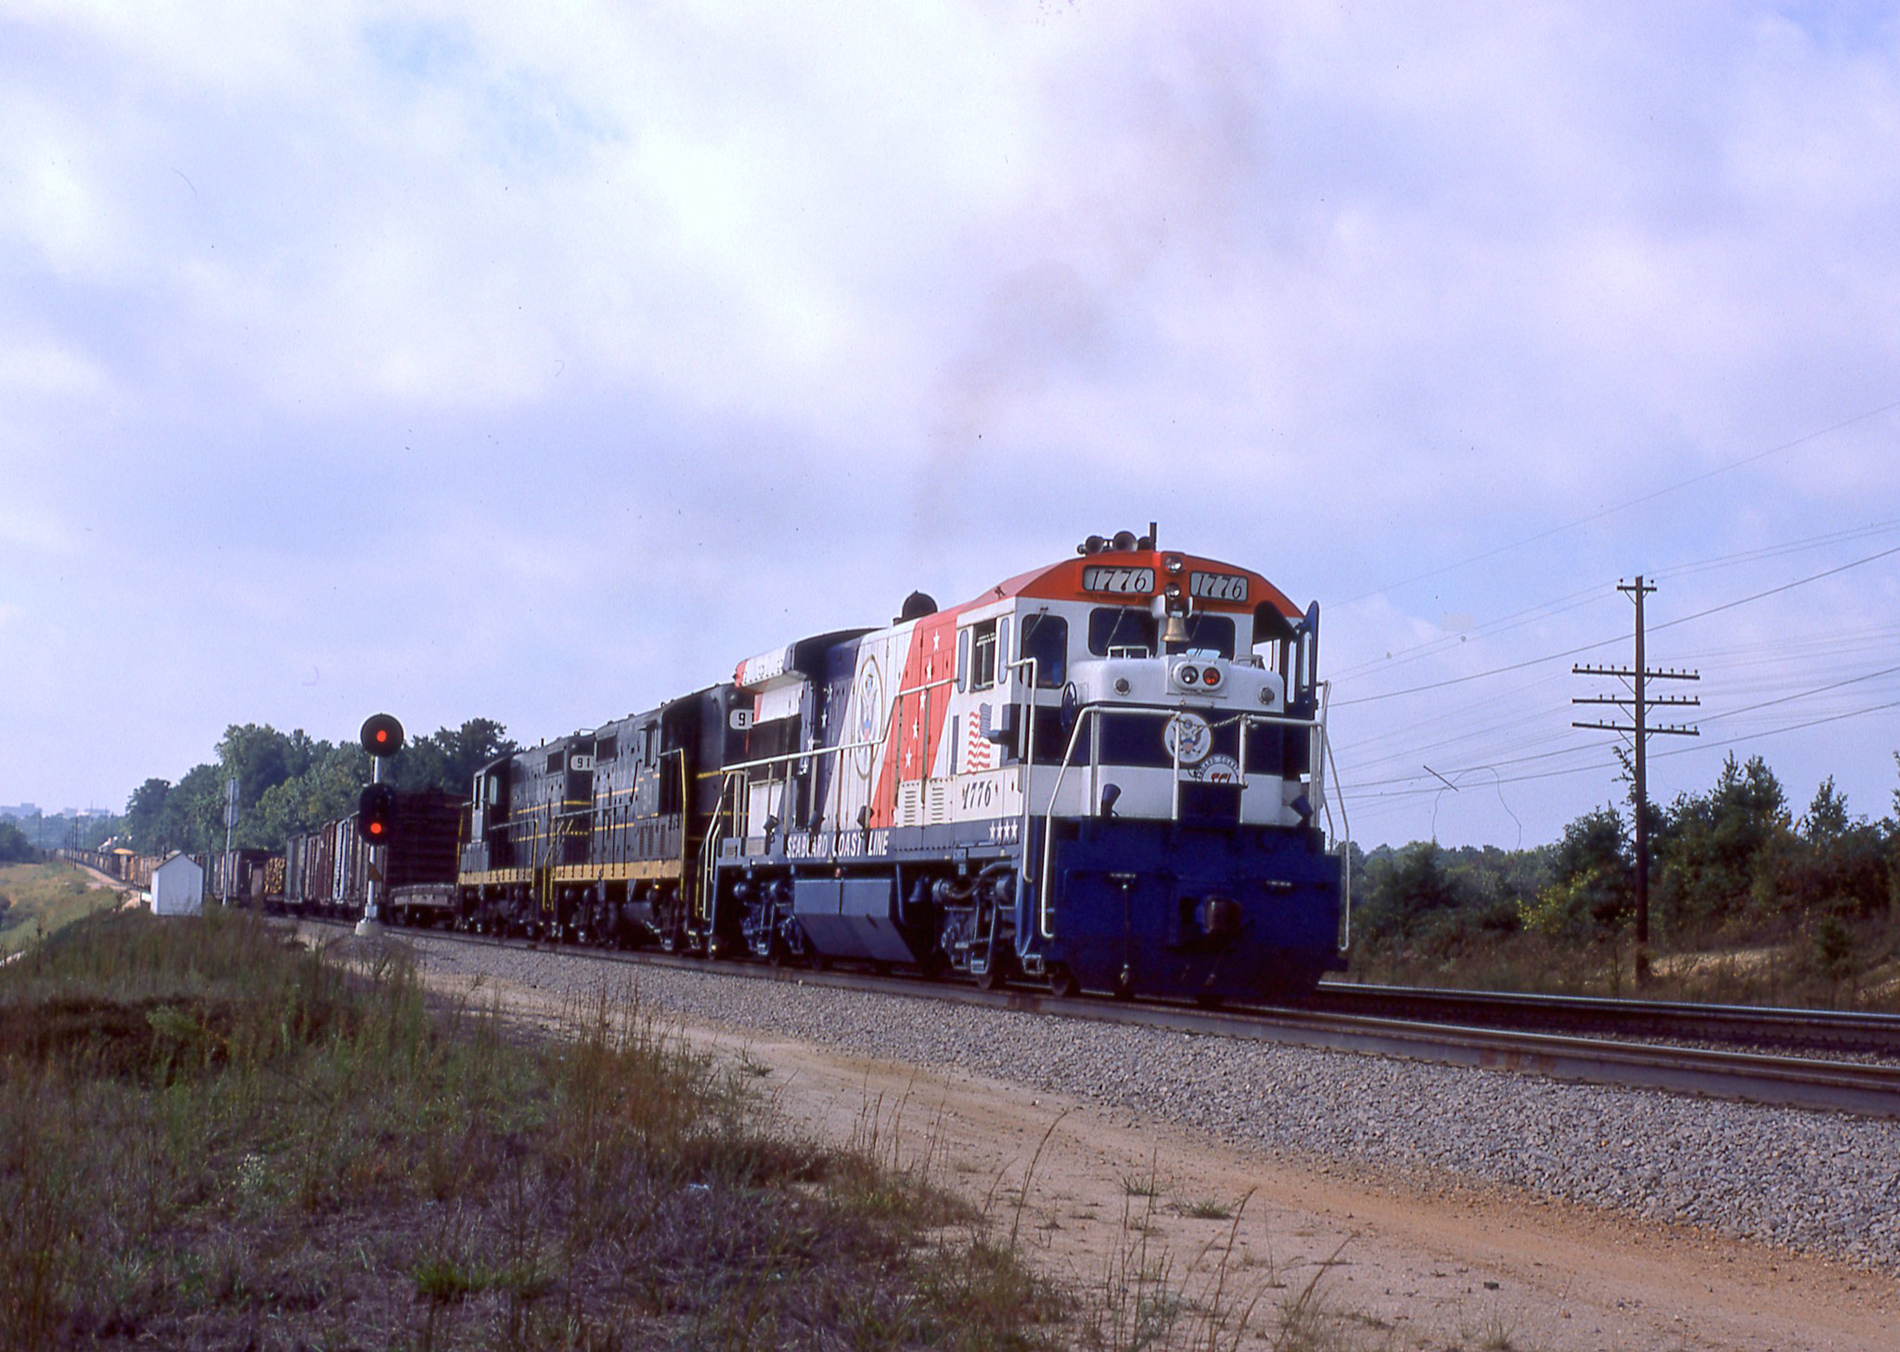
[1194,990,1224,1011]
[973,908,1013,991]
[1049,965,1081,999]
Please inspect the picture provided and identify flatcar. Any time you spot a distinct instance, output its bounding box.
[454,530,1349,1003]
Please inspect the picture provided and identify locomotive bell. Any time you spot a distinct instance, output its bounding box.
[1160,609,1190,646]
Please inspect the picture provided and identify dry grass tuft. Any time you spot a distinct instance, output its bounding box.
[0,907,1065,1349]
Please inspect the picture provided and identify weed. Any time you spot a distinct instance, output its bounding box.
[1120,1157,1164,1198]
[1177,1197,1236,1220]
[0,909,1065,1348]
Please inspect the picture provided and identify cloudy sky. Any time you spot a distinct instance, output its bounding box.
[4,1,1898,848]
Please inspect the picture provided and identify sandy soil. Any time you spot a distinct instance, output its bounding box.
[423,961,1900,1351]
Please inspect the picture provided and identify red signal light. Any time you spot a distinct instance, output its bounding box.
[360,713,405,758]
[356,783,397,844]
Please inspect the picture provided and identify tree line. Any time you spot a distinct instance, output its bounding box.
[121,719,519,856]
[1352,752,1900,999]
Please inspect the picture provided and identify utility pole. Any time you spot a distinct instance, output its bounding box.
[222,777,240,907]
[1574,577,1700,982]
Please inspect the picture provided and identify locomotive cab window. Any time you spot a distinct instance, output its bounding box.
[970,619,999,689]
[1180,614,1235,659]
[1020,612,1068,687]
[1088,606,1157,657]
[957,619,1001,691]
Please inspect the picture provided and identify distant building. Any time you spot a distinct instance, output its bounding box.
[0,803,40,821]
[152,853,204,917]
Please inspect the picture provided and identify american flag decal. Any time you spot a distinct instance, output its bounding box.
[965,702,995,774]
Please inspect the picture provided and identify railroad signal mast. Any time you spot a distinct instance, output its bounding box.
[1573,577,1699,981]
[355,713,405,936]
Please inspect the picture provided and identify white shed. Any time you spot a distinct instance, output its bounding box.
[151,853,204,917]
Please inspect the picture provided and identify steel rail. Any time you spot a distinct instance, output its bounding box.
[304,917,1900,1119]
[1309,981,1900,1056]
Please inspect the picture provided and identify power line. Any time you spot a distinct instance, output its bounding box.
[1333,395,1900,607]
[1648,542,1900,635]
[1654,518,1900,582]
[1338,518,1900,683]
[1336,539,1900,708]
[1694,661,1900,729]
[1337,649,1900,792]
[1347,690,1900,805]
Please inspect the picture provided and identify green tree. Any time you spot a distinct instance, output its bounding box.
[1655,754,1790,936]
[1522,806,1633,946]
[0,820,36,863]
[215,723,318,843]
[1767,779,1889,924]
[124,778,174,853]
[1358,842,1478,957]
[168,763,229,855]
[1802,776,1851,843]
[388,719,518,795]
[254,742,372,846]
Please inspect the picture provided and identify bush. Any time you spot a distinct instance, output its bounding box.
[0,823,34,864]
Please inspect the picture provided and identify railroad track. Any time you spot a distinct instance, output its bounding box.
[301,915,1900,1120]
[1309,981,1900,1057]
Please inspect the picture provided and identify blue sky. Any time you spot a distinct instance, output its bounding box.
[3,2,1898,847]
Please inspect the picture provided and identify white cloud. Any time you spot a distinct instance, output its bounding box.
[3,2,1900,837]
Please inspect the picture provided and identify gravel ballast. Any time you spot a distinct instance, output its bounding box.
[401,934,1900,1269]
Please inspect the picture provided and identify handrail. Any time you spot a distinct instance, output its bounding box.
[1010,655,1039,917]
[1317,680,1353,951]
[1032,700,1335,941]
[1036,705,1095,938]
[698,673,958,784]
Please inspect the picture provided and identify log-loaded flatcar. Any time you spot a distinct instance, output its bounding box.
[454,531,1349,1003]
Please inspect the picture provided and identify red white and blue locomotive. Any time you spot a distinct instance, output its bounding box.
[455,529,1350,1002]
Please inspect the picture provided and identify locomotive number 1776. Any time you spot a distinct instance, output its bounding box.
[959,777,999,812]
[1082,566,1156,594]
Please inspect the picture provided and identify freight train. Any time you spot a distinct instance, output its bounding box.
[284,789,463,923]
[448,531,1350,1003]
[58,845,159,893]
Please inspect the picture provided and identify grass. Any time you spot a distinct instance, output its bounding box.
[0,860,126,957]
[1175,1198,1235,1221]
[0,906,1066,1348]
[1348,911,1900,1012]
[1080,1185,1402,1352]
